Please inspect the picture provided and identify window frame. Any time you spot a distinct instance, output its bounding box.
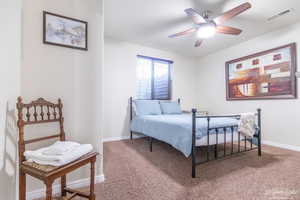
[137,55,173,100]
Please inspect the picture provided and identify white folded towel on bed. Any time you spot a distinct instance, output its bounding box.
[238,113,257,137]
[24,141,93,166]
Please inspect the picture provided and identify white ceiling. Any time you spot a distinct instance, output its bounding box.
[104,0,300,57]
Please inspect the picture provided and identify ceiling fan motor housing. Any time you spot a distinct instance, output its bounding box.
[196,20,217,29]
[202,10,213,20]
[168,2,252,47]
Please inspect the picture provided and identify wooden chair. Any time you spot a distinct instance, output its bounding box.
[17,97,98,200]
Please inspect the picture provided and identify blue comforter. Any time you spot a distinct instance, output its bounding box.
[130,114,238,157]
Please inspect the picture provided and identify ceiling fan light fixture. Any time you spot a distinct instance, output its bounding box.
[197,24,216,38]
[169,3,251,47]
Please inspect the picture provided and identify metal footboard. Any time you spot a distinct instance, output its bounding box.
[191,108,262,178]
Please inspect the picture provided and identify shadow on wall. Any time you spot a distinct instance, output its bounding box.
[121,98,131,138]
[0,102,18,199]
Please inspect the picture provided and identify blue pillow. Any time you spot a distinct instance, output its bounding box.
[160,102,182,114]
[134,100,162,116]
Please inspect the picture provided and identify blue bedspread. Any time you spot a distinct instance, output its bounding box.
[130,114,238,157]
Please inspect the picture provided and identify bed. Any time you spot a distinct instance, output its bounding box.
[129,97,262,178]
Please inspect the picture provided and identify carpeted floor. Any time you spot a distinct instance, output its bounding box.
[82,138,300,200]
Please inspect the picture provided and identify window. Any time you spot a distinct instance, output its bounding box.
[136,55,172,100]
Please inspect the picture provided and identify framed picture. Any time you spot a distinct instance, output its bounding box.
[43,11,88,50]
[226,43,297,100]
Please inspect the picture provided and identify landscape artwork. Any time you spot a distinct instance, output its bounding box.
[226,43,297,100]
[43,11,88,50]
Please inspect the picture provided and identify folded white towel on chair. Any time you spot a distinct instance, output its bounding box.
[24,141,93,166]
[42,141,80,156]
[238,113,257,137]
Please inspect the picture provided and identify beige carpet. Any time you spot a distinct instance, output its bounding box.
[76,138,300,199]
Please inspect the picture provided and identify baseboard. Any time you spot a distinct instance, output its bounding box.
[263,140,300,152]
[103,135,145,143]
[26,174,105,200]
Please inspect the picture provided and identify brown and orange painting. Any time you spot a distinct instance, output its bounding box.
[226,43,297,100]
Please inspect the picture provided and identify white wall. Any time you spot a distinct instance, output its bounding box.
[196,22,300,148]
[0,0,21,199]
[22,0,104,193]
[103,37,198,140]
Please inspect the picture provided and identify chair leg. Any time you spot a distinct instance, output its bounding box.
[61,175,67,197]
[90,160,96,200]
[45,181,53,200]
[19,170,26,200]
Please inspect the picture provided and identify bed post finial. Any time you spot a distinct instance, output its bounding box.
[257,108,262,156]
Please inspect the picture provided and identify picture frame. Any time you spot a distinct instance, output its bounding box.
[226,43,297,100]
[43,11,88,50]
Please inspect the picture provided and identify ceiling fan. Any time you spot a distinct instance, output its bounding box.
[168,2,252,47]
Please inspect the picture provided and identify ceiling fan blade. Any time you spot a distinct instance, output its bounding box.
[185,8,207,24]
[214,2,251,25]
[168,28,197,38]
[216,26,242,35]
[194,40,203,47]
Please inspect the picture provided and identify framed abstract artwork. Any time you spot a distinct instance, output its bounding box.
[226,43,297,100]
[43,11,88,50]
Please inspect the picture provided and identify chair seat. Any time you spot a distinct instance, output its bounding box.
[22,161,58,173]
[21,151,98,180]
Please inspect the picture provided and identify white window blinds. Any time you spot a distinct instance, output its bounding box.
[136,55,172,100]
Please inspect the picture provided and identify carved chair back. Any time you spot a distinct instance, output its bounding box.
[16,97,65,164]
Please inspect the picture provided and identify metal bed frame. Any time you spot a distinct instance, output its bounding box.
[129,97,262,178]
